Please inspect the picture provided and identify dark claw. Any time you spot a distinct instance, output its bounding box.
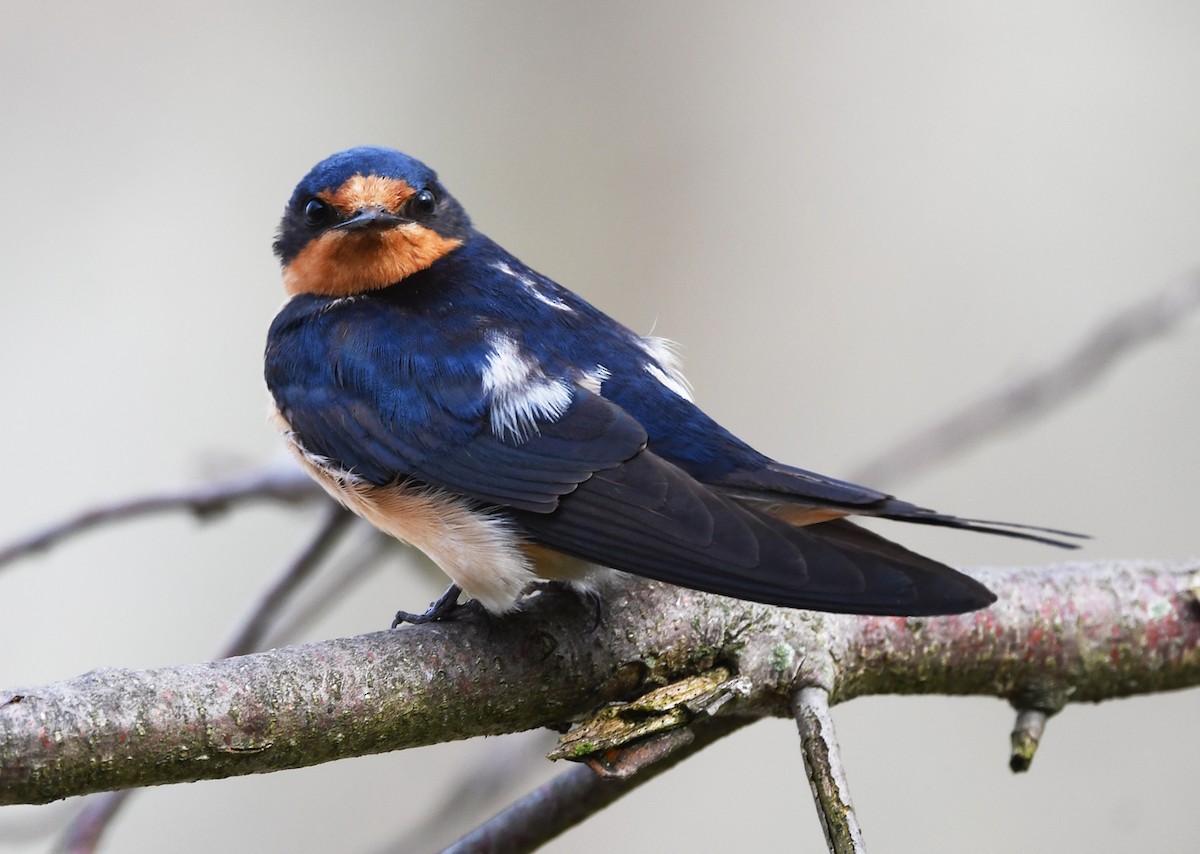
[529,580,605,630]
[391,583,483,628]
[580,587,604,631]
[551,582,603,630]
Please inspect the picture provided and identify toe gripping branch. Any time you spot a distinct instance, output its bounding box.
[391,583,483,627]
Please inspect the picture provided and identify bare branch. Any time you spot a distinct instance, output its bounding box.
[441,716,749,854]
[0,465,324,571]
[260,529,394,646]
[793,687,864,854]
[220,505,356,654]
[56,793,124,854]
[53,504,357,853]
[1009,708,1048,773]
[851,274,1200,486]
[1,559,1197,806]
[377,730,557,853]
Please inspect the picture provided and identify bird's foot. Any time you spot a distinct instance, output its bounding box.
[391,584,484,628]
[529,580,605,630]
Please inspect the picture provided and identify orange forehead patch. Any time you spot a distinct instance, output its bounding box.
[282,222,462,297]
[319,174,415,215]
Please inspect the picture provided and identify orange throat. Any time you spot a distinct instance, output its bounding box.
[283,224,462,297]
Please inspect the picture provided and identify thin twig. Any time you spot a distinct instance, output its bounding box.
[371,731,557,854]
[53,793,126,854]
[221,505,356,654]
[439,716,751,854]
[793,687,865,854]
[55,505,355,854]
[850,274,1200,486]
[261,528,395,646]
[0,465,324,571]
[1009,709,1048,773]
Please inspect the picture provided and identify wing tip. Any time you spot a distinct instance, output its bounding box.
[769,568,997,617]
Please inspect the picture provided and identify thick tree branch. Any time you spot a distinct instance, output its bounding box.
[2,559,1197,806]
[830,560,1200,704]
[56,504,356,853]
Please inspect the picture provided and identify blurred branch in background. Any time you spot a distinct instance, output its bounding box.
[851,273,1200,487]
[376,729,560,854]
[0,465,323,573]
[440,716,752,854]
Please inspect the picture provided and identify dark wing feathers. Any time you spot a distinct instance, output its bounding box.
[282,374,651,511]
[413,391,649,511]
[282,363,993,614]
[514,441,995,616]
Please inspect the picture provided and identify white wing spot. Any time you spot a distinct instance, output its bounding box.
[578,364,611,395]
[639,336,694,401]
[481,333,573,442]
[492,260,573,312]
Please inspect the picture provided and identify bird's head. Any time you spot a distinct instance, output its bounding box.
[274,147,472,297]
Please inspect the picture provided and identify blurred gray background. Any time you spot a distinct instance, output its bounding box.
[2,2,1198,852]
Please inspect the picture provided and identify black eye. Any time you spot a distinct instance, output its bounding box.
[303,198,332,227]
[412,188,436,216]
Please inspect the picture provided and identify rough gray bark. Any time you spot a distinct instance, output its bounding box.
[2,559,1197,806]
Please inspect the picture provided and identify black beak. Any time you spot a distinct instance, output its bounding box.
[333,206,406,232]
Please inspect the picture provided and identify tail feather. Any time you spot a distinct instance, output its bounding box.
[709,470,1088,549]
[872,500,1089,548]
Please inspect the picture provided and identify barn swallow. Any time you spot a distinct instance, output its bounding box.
[266,146,1079,623]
